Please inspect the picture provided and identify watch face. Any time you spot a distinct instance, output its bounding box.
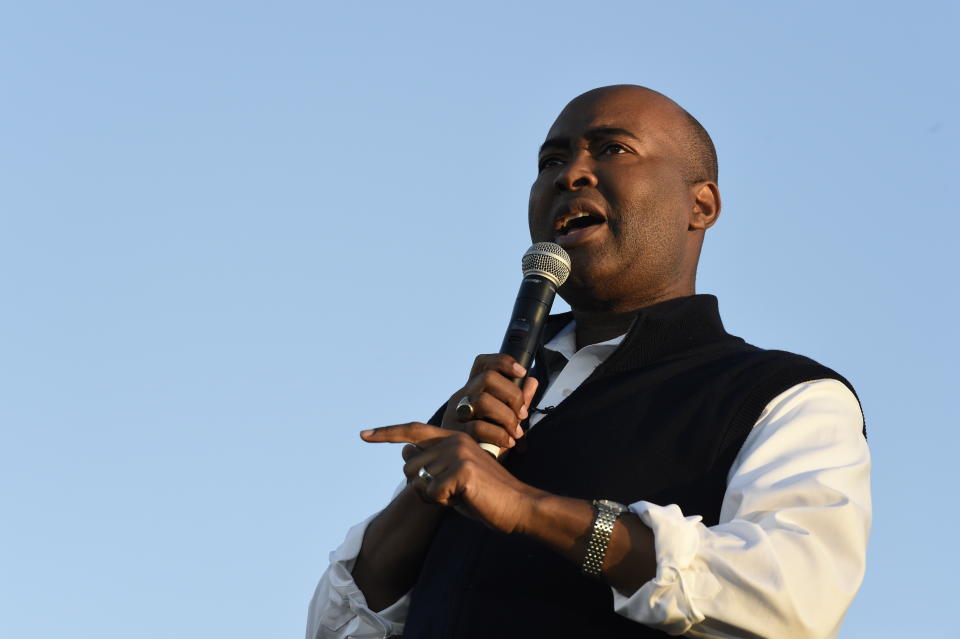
[596,499,627,513]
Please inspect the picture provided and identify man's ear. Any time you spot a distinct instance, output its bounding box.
[689,182,721,231]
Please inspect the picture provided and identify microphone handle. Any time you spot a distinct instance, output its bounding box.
[499,274,557,379]
[479,274,558,456]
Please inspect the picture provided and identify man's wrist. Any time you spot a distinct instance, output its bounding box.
[515,486,552,536]
[515,491,598,560]
[582,499,628,577]
[401,481,445,513]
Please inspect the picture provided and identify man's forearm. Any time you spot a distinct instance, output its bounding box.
[353,486,657,612]
[359,425,659,600]
[352,483,445,611]
[521,493,657,594]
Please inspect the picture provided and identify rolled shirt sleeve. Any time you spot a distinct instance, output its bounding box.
[306,484,410,639]
[613,379,871,638]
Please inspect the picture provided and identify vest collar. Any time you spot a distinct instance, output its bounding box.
[540,294,734,379]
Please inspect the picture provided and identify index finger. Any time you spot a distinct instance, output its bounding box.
[469,354,527,380]
[359,422,450,446]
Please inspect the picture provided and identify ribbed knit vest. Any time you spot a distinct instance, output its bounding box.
[401,295,859,639]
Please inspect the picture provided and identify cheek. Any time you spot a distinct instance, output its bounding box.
[620,181,691,236]
[529,177,550,207]
[613,200,689,269]
[527,182,552,238]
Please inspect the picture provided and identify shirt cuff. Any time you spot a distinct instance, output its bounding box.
[307,486,410,639]
[611,501,721,636]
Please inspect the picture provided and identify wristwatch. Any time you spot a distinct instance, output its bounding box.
[582,499,627,578]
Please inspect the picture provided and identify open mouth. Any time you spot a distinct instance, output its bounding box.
[554,211,606,236]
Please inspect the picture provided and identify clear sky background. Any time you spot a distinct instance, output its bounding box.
[1,2,957,637]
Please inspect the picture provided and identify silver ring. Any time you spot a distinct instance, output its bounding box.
[417,466,434,483]
[456,395,476,422]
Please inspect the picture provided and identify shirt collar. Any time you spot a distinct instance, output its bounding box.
[542,320,624,362]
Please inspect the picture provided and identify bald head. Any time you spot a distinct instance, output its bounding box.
[564,85,718,185]
[529,84,722,313]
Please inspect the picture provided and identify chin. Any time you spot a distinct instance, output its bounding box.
[558,280,616,313]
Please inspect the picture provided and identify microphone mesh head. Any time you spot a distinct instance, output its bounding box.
[521,242,571,287]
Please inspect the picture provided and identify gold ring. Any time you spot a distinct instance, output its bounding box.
[455,396,476,422]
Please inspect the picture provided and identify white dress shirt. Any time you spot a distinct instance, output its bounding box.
[307,322,871,639]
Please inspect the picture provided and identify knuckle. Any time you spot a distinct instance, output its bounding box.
[495,401,514,419]
[480,422,502,443]
[471,422,502,446]
[450,387,468,405]
[465,374,483,392]
[451,431,472,448]
[473,391,492,408]
[472,354,495,371]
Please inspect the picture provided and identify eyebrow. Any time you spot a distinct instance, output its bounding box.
[538,126,643,154]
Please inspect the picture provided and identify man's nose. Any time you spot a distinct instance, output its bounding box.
[554,154,598,191]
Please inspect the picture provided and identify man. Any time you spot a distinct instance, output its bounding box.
[307,85,870,638]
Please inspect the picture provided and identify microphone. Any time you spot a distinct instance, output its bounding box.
[478,242,571,456]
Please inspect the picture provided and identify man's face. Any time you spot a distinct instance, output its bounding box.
[528,87,702,312]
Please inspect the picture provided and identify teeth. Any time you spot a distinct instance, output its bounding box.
[558,212,592,233]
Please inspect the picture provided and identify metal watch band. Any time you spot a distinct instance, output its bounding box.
[582,499,627,577]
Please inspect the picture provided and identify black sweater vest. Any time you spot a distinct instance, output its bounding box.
[401,295,858,639]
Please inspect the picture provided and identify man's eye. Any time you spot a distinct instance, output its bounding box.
[601,143,627,155]
[538,157,563,170]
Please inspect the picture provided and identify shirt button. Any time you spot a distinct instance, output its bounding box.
[562,388,572,397]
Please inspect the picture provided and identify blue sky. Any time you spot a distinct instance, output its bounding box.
[1,2,956,637]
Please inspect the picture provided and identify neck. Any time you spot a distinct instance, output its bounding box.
[571,308,639,350]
